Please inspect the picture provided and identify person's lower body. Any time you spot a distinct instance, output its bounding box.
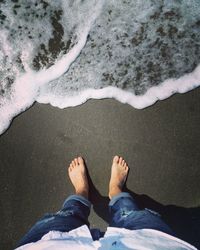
[109,192,175,236]
[16,195,91,247]
[16,155,176,248]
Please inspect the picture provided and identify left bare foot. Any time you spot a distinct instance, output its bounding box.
[109,155,129,199]
[68,157,89,199]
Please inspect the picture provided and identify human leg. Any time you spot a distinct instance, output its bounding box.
[17,157,91,247]
[108,156,175,236]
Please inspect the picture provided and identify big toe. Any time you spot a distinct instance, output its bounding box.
[78,156,84,165]
[113,155,119,163]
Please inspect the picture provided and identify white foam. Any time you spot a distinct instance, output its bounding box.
[0,0,200,136]
[1,64,200,137]
[1,41,200,135]
[36,65,200,109]
[0,0,104,135]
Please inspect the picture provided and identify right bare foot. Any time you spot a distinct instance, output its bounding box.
[109,156,129,199]
[68,157,89,199]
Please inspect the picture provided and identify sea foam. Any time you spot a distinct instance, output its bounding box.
[0,0,200,135]
[37,65,200,109]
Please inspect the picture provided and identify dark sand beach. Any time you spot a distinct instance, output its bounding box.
[0,88,200,249]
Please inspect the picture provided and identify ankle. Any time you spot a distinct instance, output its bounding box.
[75,189,88,199]
[109,186,122,199]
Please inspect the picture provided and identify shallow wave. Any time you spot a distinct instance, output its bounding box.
[0,0,200,135]
[37,65,200,109]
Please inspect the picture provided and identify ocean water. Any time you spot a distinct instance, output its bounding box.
[0,0,200,135]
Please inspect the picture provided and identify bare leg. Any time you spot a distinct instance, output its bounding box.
[109,155,129,199]
[17,156,90,247]
[108,156,174,236]
[68,156,89,199]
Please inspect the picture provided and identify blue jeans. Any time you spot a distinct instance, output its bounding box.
[109,192,174,235]
[17,192,174,247]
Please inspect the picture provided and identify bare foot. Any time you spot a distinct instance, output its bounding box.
[68,157,89,199]
[109,155,129,199]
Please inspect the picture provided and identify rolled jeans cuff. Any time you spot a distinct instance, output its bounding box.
[109,192,133,206]
[63,194,91,209]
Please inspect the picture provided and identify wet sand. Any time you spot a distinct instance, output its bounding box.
[0,88,200,249]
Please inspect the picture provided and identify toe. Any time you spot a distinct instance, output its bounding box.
[78,156,84,164]
[113,155,119,163]
[119,157,122,164]
[75,158,78,165]
[68,165,72,172]
[122,159,125,165]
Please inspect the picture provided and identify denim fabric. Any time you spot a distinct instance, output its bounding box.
[17,192,176,248]
[109,192,175,236]
[16,195,91,248]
